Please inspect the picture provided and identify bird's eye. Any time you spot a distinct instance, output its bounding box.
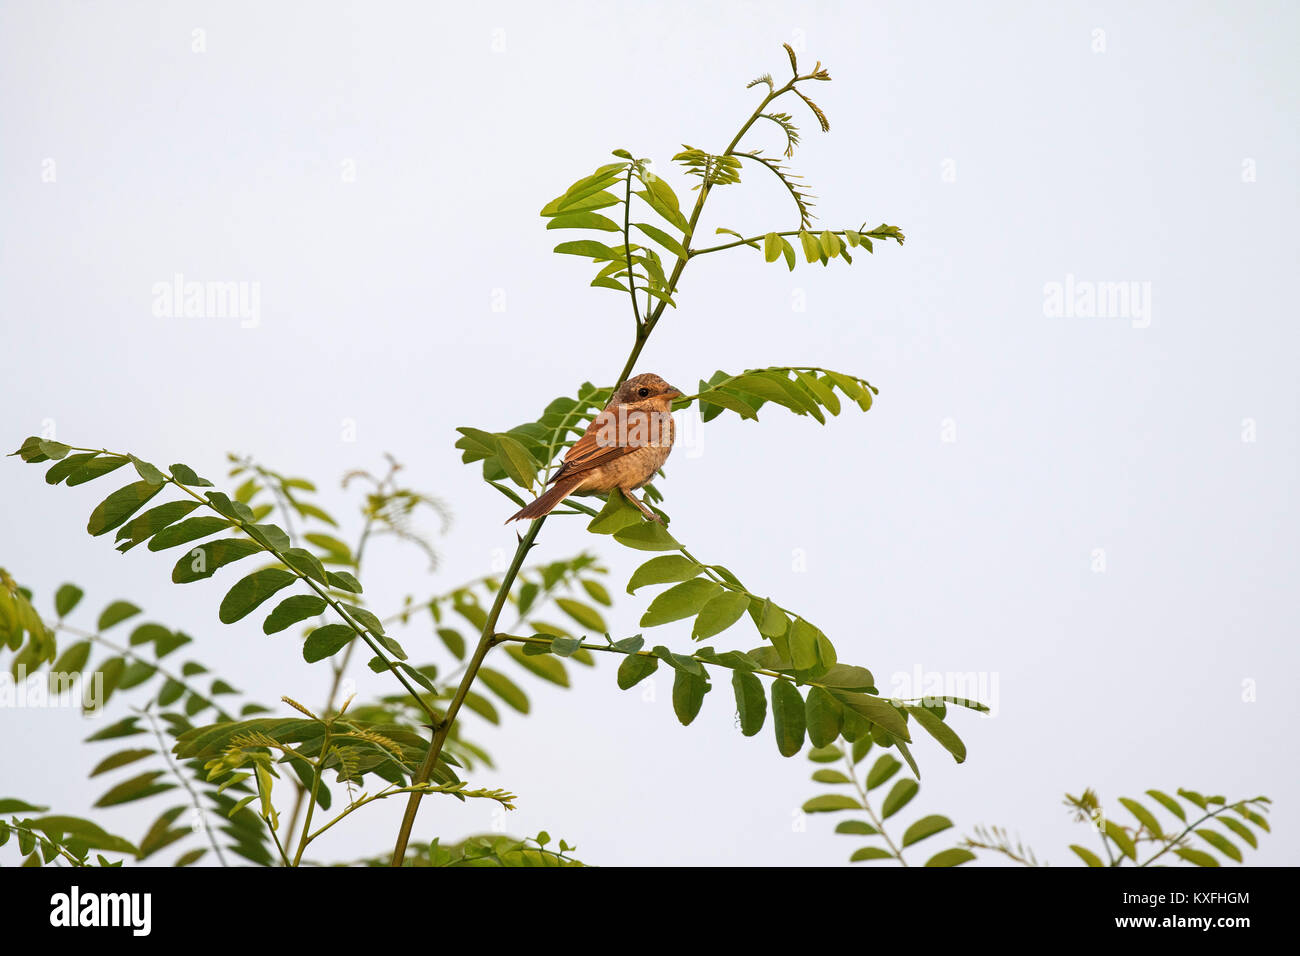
[638,387,650,397]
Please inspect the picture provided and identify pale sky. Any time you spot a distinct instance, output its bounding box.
[2,1,1296,866]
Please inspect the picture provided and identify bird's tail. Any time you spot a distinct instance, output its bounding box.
[505,474,584,523]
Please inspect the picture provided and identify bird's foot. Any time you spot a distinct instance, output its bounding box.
[622,487,661,522]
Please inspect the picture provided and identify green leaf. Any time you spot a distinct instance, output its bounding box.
[114,500,201,550]
[671,668,710,725]
[52,641,90,676]
[219,568,297,624]
[302,624,354,663]
[731,670,766,736]
[634,222,688,260]
[902,815,954,847]
[89,749,155,777]
[612,634,644,654]
[1118,797,1163,839]
[836,693,911,741]
[771,680,806,757]
[925,848,975,867]
[1175,848,1220,867]
[66,455,129,486]
[94,771,175,808]
[31,815,137,855]
[755,598,789,640]
[849,846,894,862]
[130,457,167,485]
[549,636,581,657]
[881,778,919,819]
[263,594,327,634]
[0,798,48,814]
[613,522,681,551]
[804,686,842,748]
[171,539,262,583]
[278,547,327,585]
[479,667,530,713]
[697,388,759,421]
[169,464,213,487]
[86,481,165,536]
[45,452,98,485]
[1145,789,1186,822]
[554,597,605,632]
[866,754,902,790]
[97,601,141,631]
[811,769,852,784]
[906,705,966,763]
[626,555,702,594]
[147,516,231,551]
[1218,816,1258,849]
[635,181,689,233]
[1069,844,1104,867]
[836,820,877,835]
[693,590,750,640]
[587,491,643,535]
[807,744,843,763]
[726,372,817,417]
[763,232,782,262]
[553,239,619,260]
[780,237,796,271]
[616,654,657,690]
[1104,820,1137,861]
[505,645,569,686]
[818,664,876,691]
[802,794,861,813]
[799,230,823,263]
[494,434,539,490]
[54,584,84,618]
[787,617,821,670]
[545,211,620,231]
[640,578,722,627]
[1195,828,1242,862]
[436,627,466,659]
[326,570,363,593]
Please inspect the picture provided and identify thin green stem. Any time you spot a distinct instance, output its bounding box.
[1137,802,1259,868]
[844,752,907,866]
[623,165,643,332]
[690,226,901,258]
[292,725,330,867]
[267,820,292,867]
[388,517,546,866]
[3,821,86,866]
[141,706,229,867]
[53,622,236,722]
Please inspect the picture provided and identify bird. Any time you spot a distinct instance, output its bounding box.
[506,372,683,523]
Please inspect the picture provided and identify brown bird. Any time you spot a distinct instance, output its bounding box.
[507,372,683,523]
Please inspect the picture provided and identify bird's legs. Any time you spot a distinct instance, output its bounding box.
[621,487,661,523]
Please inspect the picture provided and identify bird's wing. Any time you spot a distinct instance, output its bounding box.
[547,408,642,484]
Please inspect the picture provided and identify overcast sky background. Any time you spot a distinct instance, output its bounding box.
[2,1,1296,867]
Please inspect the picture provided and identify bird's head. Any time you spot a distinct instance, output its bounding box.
[610,373,683,408]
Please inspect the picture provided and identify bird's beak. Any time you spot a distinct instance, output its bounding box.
[664,385,684,400]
